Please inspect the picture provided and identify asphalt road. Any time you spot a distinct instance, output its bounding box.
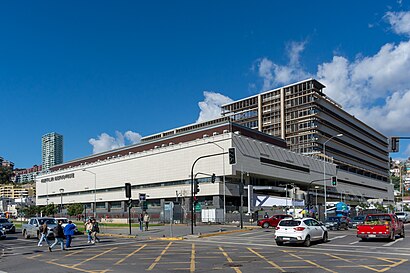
[1,224,410,273]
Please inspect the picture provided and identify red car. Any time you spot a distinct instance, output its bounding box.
[257,214,293,228]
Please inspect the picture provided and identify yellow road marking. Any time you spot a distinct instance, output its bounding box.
[247,248,286,272]
[190,243,195,272]
[219,247,242,273]
[283,251,338,273]
[115,244,146,265]
[26,253,42,260]
[47,260,96,273]
[377,257,408,272]
[72,247,118,268]
[147,242,173,271]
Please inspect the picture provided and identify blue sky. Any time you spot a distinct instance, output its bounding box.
[1,0,410,168]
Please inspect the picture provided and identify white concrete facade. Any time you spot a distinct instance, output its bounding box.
[36,126,394,208]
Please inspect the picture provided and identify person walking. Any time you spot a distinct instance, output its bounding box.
[143,212,150,231]
[85,219,93,243]
[37,222,50,247]
[91,219,100,244]
[64,220,76,249]
[49,220,65,251]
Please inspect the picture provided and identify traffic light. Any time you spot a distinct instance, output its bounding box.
[228,147,236,165]
[331,176,337,186]
[125,183,131,198]
[194,179,200,194]
[211,173,216,183]
[390,137,399,152]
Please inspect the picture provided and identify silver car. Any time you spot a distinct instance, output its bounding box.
[395,212,409,223]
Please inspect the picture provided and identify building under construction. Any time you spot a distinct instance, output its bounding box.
[221,78,389,186]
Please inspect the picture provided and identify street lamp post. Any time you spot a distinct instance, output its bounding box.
[59,188,64,216]
[323,133,343,219]
[207,141,226,223]
[83,169,97,218]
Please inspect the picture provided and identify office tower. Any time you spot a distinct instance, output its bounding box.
[42,132,63,170]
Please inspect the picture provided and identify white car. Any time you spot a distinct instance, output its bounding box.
[395,212,409,223]
[274,217,328,247]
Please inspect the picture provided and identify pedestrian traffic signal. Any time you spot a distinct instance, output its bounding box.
[194,179,200,194]
[228,147,236,165]
[331,176,337,186]
[127,199,133,208]
[211,173,216,183]
[125,183,131,198]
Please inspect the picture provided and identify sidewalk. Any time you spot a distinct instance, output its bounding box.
[99,223,256,239]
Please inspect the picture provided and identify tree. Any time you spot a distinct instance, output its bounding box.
[0,166,13,184]
[67,203,84,217]
[22,206,40,217]
[391,176,401,191]
[42,203,58,217]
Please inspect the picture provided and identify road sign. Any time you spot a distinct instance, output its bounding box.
[195,202,201,212]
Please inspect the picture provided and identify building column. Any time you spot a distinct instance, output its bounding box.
[213,196,223,208]
[280,88,285,139]
[258,94,262,131]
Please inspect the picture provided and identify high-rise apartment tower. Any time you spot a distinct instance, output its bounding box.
[42,132,63,170]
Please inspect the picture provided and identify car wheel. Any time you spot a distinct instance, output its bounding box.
[23,230,30,239]
[262,222,270,229]
[276,241,284,246]
[322,232,328,243]
[303,235,311,247]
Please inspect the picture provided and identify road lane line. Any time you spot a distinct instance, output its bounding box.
[247,248,286,272]
[349,241,359,245]
[219,247,242,273]
[282,250,338,273]
[377,257,408,272]
[147,242,173,271]
[115,244,146,265]
[72,247,118,267]
[237,232,255,237]
[190,243,195,272]
[383,238,403,247]
[325,253,381,273]
[47,260,95,273]
[329,235,347,241]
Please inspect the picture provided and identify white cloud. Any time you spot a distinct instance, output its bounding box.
[258,41,311,90]
[89,130,142,154]
[385,11,410,36]
[196,91,233,123]
[255,11,410,135]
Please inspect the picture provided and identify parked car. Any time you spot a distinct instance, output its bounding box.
[55,217,79,234]
[0,224,6,239]
[0,218,16,233]
[357,213,405,241]
[395,212,409,223]
[324,216,349,230]
[348,215,366,228]
[274,218,328,247]
[22,217,57,239]
[257,214,293,228]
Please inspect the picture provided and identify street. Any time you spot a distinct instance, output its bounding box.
[1,224,410,273]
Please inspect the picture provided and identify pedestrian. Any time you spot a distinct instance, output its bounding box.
[37,221,50,247]
[85,219,93,243]
[264,212,269,219]
[64,220,76,249]
[91,219,100,244]
[143,212,150,231]
[139,213,143,231]
[49,220,65,251]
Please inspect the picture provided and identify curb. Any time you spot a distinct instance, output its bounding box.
[198,228,254,238]
[149,237,184,241]
[99,233,137,239]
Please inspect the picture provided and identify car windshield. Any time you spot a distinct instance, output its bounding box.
[366,215,391,222]
[395,213,405,216]
[279,220,301,226]
[38,219,57,225]
[326,217,340,222]
[0,219,10,223]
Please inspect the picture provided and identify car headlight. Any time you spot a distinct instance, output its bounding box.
[2,228,5,231]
